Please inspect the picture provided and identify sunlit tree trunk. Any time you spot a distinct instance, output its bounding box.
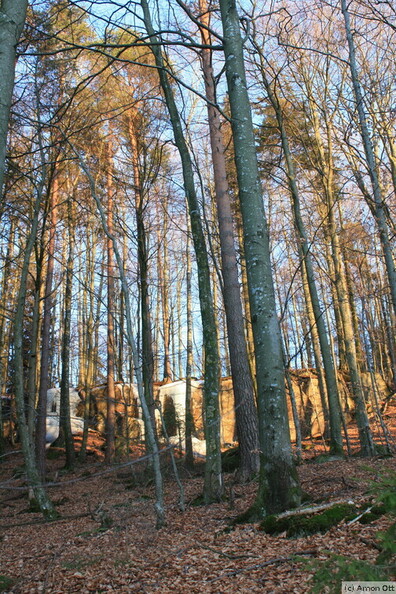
[57,192,76,468]
[36,170,58,478]
[0,0,28,194]
[141,0,222,503]
[255,54,343,456]
[198,0,259,481]
[128,113,156,437]
[219,0,300,515]
[341,0,396,318]
[105,139,116,463]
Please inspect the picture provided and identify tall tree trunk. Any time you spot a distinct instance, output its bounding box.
[308,88,375,456]
[256,57,343,456]
[236,214,256,383]
[27,256,43,442]
[36,173,58,478]
[219,0,300,516]
[105,140,116,463]
[184,229,194,469]
[198,0,259,481]
[341,0,396,318]
[157,198,172,381]
[13,124,56,517]
[141,0,222,503]
[58,194,76,469]
[73,143,165,528]
[299,246,330,436]
[128,114,156,438]
[79,227,100,461]
[0,0,28,194]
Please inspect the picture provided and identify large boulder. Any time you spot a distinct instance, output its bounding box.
[154,379,203,439]
[47,387,82,417]
[46,412,84,447]
[76,382,139,436]
[45,388,85,446]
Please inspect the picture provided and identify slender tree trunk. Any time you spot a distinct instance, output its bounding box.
[77,255,86,390]
[73,143,165,528]
[105,140,116,463]
[0,220,16,452]
[219,0,300,516]
[128,114,156,439]
[236,214,256,384]
[256,59,343,456]
[58,195,76,468]
[36,173,58,478]
[79,228,100,461]
[299,247,330,437]
[27,258,43,442]
[177,274,183,379]
[13,128,56,517]
[141,0,222,503]
[198,0,259,481]
[308,90,375,456]
[341,0,396,318]
[184,229,194,469]
[157,200,172,381]
[0,219,15,392]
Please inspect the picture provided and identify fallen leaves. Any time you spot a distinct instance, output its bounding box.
[0,403,395,593]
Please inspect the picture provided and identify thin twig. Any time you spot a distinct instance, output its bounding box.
[207,551,317,583]
[197,543,258,560]
[0,511,92,529]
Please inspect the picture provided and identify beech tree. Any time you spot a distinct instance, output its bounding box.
[341,0,396,318]
[140,0,223,503]
[0,0,28,195]
[219,0,300,516]
[197,0,259,481]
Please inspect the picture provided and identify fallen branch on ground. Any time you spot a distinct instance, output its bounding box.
[207,550,318,583]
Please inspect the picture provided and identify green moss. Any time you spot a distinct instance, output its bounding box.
[26,498,41,513]
[260,503,358,537]
[0,576,15,592]
[233,502,266,525]
[308,554,392,593]
[359,504,387,525]
[308,468,396,590]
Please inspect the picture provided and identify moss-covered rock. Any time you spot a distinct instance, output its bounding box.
[259,503,358,537]
[359,504,387,524]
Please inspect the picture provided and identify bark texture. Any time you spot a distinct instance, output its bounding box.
[141,0,223,503]
[0,0,28,193]
[198,0,259,481]
[219,0,300,515]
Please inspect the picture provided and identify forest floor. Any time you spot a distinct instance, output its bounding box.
[0,401,395,594]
